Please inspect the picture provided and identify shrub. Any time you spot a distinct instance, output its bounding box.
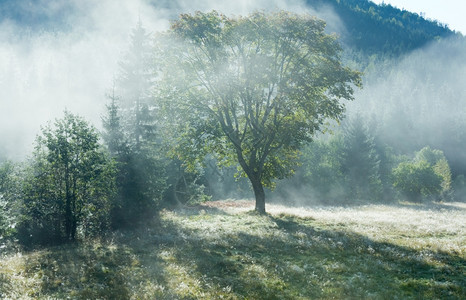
[17,112,116,246]
[392,160,442,202]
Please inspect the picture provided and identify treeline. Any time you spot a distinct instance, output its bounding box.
[273,115,464,205]
[0,22,163,247]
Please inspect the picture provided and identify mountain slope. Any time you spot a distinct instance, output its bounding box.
[306,0,458,55]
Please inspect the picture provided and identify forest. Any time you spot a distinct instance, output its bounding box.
[0,0,465,299]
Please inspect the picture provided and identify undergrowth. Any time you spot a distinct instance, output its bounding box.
[0,202,464,299]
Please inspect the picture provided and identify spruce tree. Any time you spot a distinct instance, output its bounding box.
[103,21,166,228]
[341,116,383,202]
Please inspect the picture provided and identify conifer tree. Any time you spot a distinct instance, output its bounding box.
[117,19,156,148]
[103,21,166,227]
[341,116,382,202]
[102,88,125,156]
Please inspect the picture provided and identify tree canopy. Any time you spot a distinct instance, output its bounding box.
[156,11,361,213]
[19,112,115,244]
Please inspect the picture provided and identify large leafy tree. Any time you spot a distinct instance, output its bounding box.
[157,11,361,213]
[20,112,115,244]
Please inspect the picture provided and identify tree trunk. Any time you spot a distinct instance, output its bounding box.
[71,217,77,241]
[65,194,72,241]
[250,176,266,214]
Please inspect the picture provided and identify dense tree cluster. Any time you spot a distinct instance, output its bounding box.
[17,112,116,246]
[101,21,167,228]
[274,118,455,205]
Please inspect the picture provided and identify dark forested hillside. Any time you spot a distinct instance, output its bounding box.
[306,0,458,55]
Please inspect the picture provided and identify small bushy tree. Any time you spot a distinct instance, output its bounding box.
[18,112,116,245]
[392,160,442,202]
[415,146,452,200]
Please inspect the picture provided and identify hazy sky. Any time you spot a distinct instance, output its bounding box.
[372,0,466,34]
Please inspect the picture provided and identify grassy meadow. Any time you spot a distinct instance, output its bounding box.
[0,200,464,299]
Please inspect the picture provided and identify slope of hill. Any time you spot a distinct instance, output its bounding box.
[306,0,459,55]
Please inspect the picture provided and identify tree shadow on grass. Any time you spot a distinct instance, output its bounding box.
[155,209,465,299]
[15,207,466,299]
[21,242,137,299]
[17,207,230,298]
[270,214,465,299]
[171,203,230,216]
[0,273,11,298]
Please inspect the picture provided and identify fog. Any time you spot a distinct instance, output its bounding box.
[2,0,465,189]
[0,0,162,159]
[0,0,344,160]
[347,37,466,175]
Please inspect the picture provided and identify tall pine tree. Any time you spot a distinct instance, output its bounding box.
[341,116,383,202]
[103,21,166,228]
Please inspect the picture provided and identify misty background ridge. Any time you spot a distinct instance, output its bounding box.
[0,0,465,180]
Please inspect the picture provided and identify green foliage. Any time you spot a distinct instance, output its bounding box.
[415,146,445,166]
[18,112,116,246]
[157,10,361,212]
[305,0,457,57]
[285,116,391,204]
[299,135,346,202]
[163,160,212,206]
[340,116,383,202]
[103,22,168,228]
[276,113,457,205]
[416,147,453,201]
[0,161,21,240]
[392,160,442,202]
[101,90,125,156]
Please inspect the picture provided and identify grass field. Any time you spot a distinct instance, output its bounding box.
[0,200,464,299]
